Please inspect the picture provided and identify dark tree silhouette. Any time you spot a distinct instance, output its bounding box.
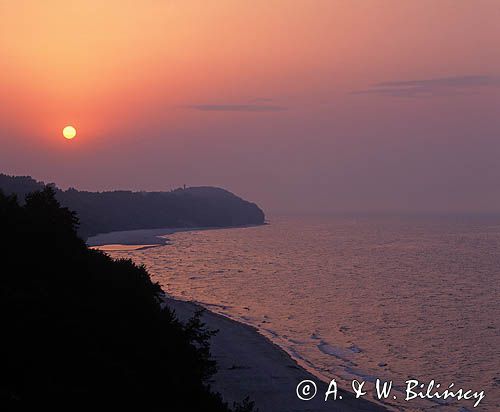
[0,187,254,411]
[0,174,265,238]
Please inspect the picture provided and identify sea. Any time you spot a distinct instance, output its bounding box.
[101,215,500,411]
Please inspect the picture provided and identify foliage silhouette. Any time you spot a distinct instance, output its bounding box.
[0,174,265,238]
[0,187,252,411]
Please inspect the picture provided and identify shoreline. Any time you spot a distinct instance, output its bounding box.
[163,295,389,412]
[90,224,391,411]
[86,224,266,247]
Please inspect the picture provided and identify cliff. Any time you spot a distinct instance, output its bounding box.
[0,174,265,238]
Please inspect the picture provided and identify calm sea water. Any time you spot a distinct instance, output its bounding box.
[104,216,500,411]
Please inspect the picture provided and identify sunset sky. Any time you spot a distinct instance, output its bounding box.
[1,0,499,213]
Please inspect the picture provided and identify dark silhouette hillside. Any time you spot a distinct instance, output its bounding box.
[0,174,265,238]
[0,187,254,411]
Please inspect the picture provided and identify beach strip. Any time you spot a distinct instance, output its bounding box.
[164,297,389,412]
[87,224,265,248]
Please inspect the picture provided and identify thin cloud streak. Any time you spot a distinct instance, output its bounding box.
[188,104,287,112]
[354,75,500,97]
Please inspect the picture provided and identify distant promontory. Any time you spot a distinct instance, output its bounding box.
[0,174,265,238]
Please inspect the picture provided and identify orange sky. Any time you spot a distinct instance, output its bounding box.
[1,1,500,212]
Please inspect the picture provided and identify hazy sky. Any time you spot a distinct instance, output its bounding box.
[1,0,499,213]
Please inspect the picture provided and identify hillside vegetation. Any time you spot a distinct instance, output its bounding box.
[0,186,254,410]
[0,174,265,238]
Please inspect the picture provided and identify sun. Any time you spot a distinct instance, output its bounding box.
[63,125,77,140]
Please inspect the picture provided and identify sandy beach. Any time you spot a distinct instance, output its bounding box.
[87,225,265,248]
[87,227,193,247]
[90,226,389,411]
[164,297,388,412]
